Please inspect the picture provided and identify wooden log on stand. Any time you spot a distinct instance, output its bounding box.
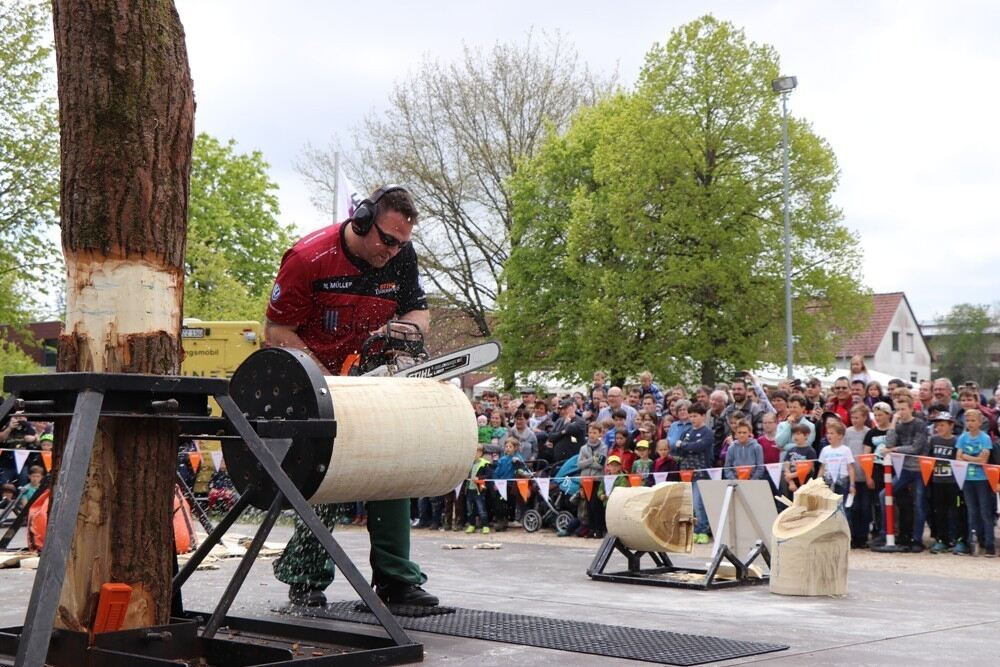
[605,482,693,553]
[52,0,194,630]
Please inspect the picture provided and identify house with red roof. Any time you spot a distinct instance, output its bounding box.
[834,292,931,384]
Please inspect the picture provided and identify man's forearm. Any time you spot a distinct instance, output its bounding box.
[264,321,332,374]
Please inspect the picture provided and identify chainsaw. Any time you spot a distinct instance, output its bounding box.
[343,320,500,381]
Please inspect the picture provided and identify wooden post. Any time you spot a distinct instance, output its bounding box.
[52,0,194,630]
[769,478,850,596]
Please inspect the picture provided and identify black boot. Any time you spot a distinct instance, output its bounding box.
[288,583,327,607]
[376,582,439,607]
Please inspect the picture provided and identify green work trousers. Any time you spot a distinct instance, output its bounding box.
[273,499,426,591]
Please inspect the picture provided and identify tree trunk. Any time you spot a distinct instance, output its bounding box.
[52,0,193,630]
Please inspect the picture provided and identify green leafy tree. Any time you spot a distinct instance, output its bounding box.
[932,304,1000,390]
[0,0,59,311]
[500,16,869,386]
[185,133,293,321]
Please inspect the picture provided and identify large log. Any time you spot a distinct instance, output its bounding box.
[769,478,850,596]
[605,482,692,553]
[52,0,194,630]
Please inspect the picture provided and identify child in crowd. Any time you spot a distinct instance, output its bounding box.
[927,412,967,554]
[570,422,609,538]
[719,411,746,465]
[465,445,493,535]
[757,412,782,464]
[603,410,629,448]
[723,420,764,480]
[477,415,491,445]
[492,438,529,530]
[596,455,630,527]
[843,404,872,548]
[607,428,636,474]
[674,403,715,543]
[18,466,45,508]
[782,423,817,499]
[955,409,994,556]
[864,402,892,545]
[0,483,16,510]
[817,420,856,503]
[631,440,653,480]
[486,411,507,460]
[884,394,929,551]
[653,439,677,476]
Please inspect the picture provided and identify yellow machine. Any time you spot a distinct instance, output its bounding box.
[180,319,263,491]
[180,319,262,378]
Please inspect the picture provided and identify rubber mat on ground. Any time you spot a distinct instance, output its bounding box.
[278,601,789,665]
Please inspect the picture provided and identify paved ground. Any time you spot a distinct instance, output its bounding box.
[1,523,998,665]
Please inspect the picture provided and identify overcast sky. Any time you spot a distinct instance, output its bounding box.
[174,0,999,323]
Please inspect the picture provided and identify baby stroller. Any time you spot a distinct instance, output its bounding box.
[521,455,578,534]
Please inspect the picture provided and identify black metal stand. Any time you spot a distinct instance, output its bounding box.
[587,535,770,590]
[586,482,771,590]
[0,372,422,667]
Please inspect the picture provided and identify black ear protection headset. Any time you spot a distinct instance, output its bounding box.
[350,185,408,235]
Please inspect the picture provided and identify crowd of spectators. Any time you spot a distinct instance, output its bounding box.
[404,356,999,556]
[0,414,53,517]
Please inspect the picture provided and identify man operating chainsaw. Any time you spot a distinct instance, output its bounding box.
[264,185,437,607]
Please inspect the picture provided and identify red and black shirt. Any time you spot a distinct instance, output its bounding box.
[265,222,428,371]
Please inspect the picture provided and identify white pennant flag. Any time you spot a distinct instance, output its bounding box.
[536,477,550,499]
[13,450,30,474]
[603,475,616,496]
[652,472,668,485]
[951,460,969,490]
[494,479,508,501]
[707,467,722,481]
[210,451,223,471]
[766,463,782,488]
[454,481,464,497]
[890,453,905,480]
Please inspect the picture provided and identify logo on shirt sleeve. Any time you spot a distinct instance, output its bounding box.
[270,283,281,302]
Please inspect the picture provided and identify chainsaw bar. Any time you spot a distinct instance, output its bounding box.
[362,341,500,381]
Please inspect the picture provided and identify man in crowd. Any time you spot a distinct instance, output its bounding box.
[548,398,588,463]
[706,390,730,465]
[597,387,638,432]
[264,185,437,608]
[932,378,961,417]
[0,412,37,485]
[723,377,765,436]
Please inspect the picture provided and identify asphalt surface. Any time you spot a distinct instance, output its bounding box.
[1,523,998,665]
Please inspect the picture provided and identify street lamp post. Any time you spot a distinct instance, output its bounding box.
[772,75,797,379]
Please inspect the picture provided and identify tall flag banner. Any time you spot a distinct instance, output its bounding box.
[919,457,936,486]
[188,451,202,473]
[766,463,782,488]
[652,472,668,485]
[707,468,722,481]
[40,450,52,472]
[856,454,875,481]
[951,460,969,490]
[986,465,1000,494]
[516,479,531,502]
[603,475,616,496]
[536,477,550,500]
[494,479,508,501]
[890,453,905,480]
[210,451,223,472]
[13,450,29,474]
[335,163,361,223]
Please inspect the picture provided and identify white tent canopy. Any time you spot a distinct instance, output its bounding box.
[751,363,917,390]
[473,372,588,398]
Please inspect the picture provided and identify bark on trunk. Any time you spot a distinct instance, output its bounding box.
[52,0,194,630]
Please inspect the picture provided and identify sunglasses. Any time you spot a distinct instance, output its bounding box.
[372,220,409,249]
